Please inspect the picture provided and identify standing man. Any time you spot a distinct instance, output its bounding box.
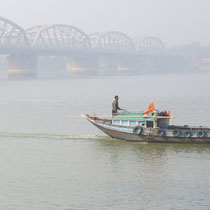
[112,95,123,116]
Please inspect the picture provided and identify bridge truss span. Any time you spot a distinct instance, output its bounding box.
[92,31,135,53]
[89,32,102,49]
[135,36,166,55]
[0,16,29,51]
[26,24,91,51]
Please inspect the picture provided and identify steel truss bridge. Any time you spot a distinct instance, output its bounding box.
[0,16,166,79]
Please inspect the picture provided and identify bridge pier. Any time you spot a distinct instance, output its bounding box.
[7,54,37,79]
[116,55,139,74]
[98,54,139,75]
[98,56,118,75]
[66,55,97,77]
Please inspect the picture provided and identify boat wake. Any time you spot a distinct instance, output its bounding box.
[0,132,109,141]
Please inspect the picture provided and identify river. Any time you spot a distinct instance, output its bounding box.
[0,73,210,209]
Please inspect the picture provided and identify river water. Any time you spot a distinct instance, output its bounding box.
[0,73,210,209]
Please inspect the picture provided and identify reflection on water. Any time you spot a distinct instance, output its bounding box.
[0,73,210,209]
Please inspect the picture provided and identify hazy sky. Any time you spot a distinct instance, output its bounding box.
[1,0,210,47]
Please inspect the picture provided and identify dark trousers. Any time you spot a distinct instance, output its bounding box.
[112,110,117,116]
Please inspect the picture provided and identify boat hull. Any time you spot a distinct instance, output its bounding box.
[83,114,210,144]
[96,123,210,143]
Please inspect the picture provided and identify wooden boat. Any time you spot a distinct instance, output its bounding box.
[82,111,210,144]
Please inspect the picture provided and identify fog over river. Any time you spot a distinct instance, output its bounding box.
[0,73,209,209]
